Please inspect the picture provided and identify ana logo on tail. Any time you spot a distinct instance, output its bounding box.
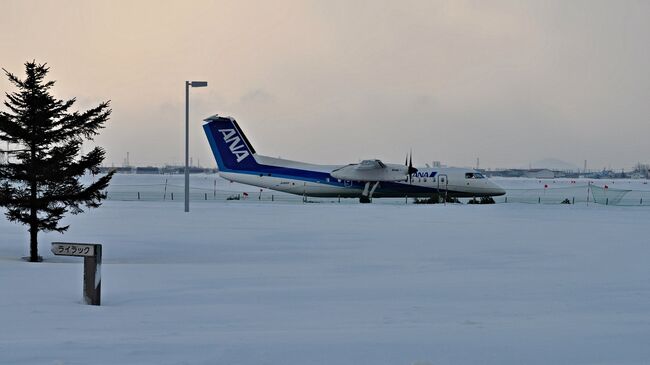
[218,128,250,163]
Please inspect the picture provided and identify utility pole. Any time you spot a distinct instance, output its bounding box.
[184,81,208,212]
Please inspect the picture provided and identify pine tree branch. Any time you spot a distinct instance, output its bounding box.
[0,149,31,153]
[2,68,25,88]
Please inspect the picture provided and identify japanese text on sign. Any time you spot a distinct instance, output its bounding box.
[51,243,96,257]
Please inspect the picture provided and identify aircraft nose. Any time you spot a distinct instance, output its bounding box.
[491,182,506,196]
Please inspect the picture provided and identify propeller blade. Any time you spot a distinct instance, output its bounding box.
[405,152,410,183]
[404,150,418,184]
[407,150,418,180]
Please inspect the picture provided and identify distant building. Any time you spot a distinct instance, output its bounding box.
[160,165,216,174]
[489,169,555,178]
[97,165,216,175]
[135,166,160,174]
[632,163,649,179]
[161,165,182,174]
[113,166,133,174]
[98,166,133,174]
[523,169,555,179]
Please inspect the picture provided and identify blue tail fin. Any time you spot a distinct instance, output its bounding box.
[203,115,261,171]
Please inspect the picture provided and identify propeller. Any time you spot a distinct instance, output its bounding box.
[406,150,418,183]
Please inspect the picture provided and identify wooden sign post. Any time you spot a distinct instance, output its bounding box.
[51,242,102,305]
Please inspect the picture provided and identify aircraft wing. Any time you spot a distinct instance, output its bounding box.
[330,159,408,182]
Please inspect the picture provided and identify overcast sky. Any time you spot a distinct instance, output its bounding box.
[1,0,648,170]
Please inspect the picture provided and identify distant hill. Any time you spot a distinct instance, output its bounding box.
[521,158,580,171]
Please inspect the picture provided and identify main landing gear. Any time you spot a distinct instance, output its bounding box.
[359,181,380,203]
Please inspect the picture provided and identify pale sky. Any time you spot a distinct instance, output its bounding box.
[1,0,648,170]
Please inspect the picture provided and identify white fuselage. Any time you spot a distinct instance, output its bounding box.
[219,155,504,198]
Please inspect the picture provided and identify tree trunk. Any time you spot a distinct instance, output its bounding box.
[29,170,39,262]
[29,143,39,262]
[29,217,39,262]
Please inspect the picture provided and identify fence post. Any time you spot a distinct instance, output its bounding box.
[338,195,341,203]
[205,193,207,200]
[606,197,609,205]
[538,196,541,204]
[504,196,507,203]
[272,195,274,202]
[641,198,643,205]
[171,192,174,200]
[137,192,140,200]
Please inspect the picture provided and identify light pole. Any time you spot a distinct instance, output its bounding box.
[185,80,208,212]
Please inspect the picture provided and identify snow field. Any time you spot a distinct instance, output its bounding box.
[1,200,649,364]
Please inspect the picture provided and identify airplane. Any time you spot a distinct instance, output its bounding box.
[203,114,505,203]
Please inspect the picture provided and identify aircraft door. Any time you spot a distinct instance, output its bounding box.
[437,174,448,189]
[438,174,449,199]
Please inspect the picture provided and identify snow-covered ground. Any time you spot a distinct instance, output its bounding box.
[1,198,649,364]
[98,173,650,206]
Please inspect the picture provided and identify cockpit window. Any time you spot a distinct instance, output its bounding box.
[465,172,486,179]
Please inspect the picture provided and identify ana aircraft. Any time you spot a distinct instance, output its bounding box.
[203,115,505,202]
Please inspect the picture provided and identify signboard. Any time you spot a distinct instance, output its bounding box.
[51,242,96,257]
[51,242,102,305]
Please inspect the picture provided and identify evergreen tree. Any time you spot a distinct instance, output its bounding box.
[0,61,114,262]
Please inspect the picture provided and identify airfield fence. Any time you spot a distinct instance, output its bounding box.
[493,183,650,206]
[103,181,650,206]
[104,182,343,204]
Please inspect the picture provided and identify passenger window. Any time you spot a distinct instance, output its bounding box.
[465,173,474,179]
